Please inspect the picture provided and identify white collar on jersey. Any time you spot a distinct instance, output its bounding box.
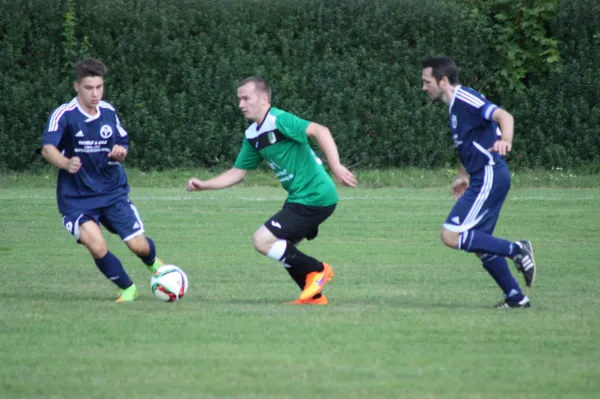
[75,97,102,122]
[448,85,462,113]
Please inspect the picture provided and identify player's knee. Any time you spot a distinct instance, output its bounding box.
[78,223,108,257]
[85,241,108,258]
[252,232,269,254]
[440,228,459,249]
[125,236,149,256]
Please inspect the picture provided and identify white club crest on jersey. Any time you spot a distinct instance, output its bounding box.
[451,114,458,129]
[268,131,276,144]
[100,125,113,139]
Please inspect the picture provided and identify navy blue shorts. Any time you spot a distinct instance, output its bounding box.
[61,196,145,241]
[444,164,510,234]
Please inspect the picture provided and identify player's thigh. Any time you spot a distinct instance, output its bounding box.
[443,165,509,235]
[263,202,336,244]
[99,196,145,241]
[61,210,107,257]
[78,220,108,258]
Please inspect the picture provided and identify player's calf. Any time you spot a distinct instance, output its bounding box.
[127,236,162,272]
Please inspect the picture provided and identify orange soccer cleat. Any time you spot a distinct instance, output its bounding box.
[287,294,329,305]
[298,262,334,302]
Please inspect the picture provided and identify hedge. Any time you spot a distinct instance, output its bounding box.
[0,0,598,172]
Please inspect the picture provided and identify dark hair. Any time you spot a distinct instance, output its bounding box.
[421,56,459,85]
[238,76,271,102]
[74,58,108,82]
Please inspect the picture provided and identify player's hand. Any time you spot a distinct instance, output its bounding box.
[186,178,205,192]
[108,145,128,162]
[66,156,82,174]
[488,140,512,156]
[451,177,469,201]
[331,164,357,188]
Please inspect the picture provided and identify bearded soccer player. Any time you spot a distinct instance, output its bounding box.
[41,58,164,302]
[421,56,537,308]
[187,76,357,304]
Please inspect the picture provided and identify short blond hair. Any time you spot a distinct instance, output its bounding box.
[238,76,271,102]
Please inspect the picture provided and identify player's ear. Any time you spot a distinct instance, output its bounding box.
[440,76,450,87]
[74,81,79,93]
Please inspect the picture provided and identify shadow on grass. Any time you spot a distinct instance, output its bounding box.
[8,291,503,310]
[201,296,490,309]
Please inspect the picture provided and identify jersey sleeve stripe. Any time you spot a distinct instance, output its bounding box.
[483,104,498,120]
[456,88,486,105]
[456,92,485,109]
[114,115,128,137]
[456,94,484,109]
[99,101,115,111]
[48,105,67,131]
[117,124,128,137]
[49,102,77,132]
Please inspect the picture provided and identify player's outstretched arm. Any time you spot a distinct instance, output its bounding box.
[186,167,247,191]
[305,122,357,187]
[41,144,81,174]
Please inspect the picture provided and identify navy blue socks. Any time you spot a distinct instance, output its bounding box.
[459,230,518,258]
[139,236,157,266]
[479,253,524,300]
[94,251,133,289]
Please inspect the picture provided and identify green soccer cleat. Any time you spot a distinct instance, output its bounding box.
[147,257,164,273]
[116,284,138,303]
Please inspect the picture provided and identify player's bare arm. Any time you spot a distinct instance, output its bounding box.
[305,122,357,187]
[41,144,81,174]
[187,167,248,191]
[489,108,515,156]
[108,144,128,162]
[451,165,469,201]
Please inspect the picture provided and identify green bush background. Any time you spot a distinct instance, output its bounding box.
[1,0,599,172]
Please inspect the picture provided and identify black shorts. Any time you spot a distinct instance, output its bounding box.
[264,202,336,244]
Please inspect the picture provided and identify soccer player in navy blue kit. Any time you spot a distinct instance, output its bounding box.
[421,56,536,308]
[41,58,164,302]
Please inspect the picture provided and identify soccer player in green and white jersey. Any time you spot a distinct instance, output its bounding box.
[187,77,357,304]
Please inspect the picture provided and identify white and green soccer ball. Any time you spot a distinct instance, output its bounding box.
[150,265,189,302]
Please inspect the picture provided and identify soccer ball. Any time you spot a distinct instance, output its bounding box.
[150,265,189,302]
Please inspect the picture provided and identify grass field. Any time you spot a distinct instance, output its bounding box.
[1,176,599,398]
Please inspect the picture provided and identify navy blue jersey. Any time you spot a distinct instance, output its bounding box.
[449,86,505,174]
[42,98,130,213]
